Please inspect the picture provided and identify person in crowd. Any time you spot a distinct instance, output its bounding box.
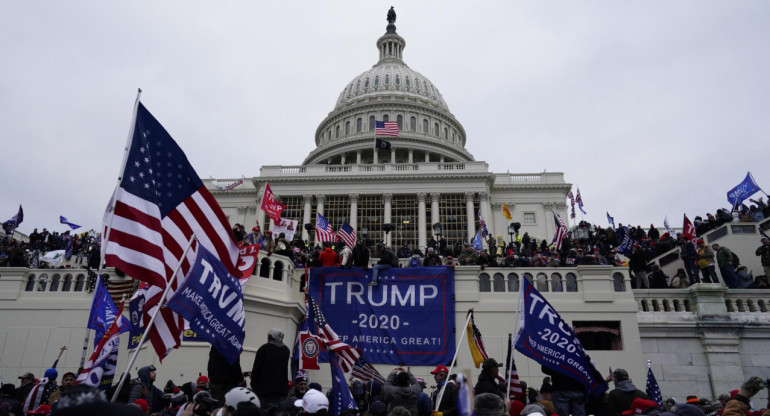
[736,266,754,288]
[289,372,309,402]
[670,268,690,288]
[47,371,76,405]
[352,240,370,270]
[294,388,328,415]
[649,264,670,289]
[474,358,504,398]
[605,368,648,416]
[713,243,739,288]
[339,242,353,268]
[722,376,769,416]
[430,365,458,416]
[398,243,412,259]
[756,237,770,279]
[222,386,261,416]
[423,247,441,266]
[475,393,506,416]
[628,244,650,289]
[128,365,163,413]
[542,364,585,416]
[23,368,59,415]
[370,243,398,286]
[383,367,421,412]
[678,235,699,285]
[414,378,431,416]
[15,372,35,403]
[749,275,770,289]
[408,249,423,267]
[250,328,290,411]
[696,239,718,284]
[0,383,23,416]
[318,242,339,266]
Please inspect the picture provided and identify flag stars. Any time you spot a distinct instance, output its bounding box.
[134,161,140,168]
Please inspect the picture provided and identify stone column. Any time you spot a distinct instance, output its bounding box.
[479,191,491,247]
[316,194,326,246]
[542,202,554,240]
[341,154,346,164]
[424,152,430,162]
[431,192,440,231]
[302,194,313,242]
[374,149,379,164]
[349,193,359,230]
[383,193,392,247]
[465,192,475,242]
[408,150,413,164]
[237,206,248,226]
[391,149,396,164]
[356,151,362,165]
[417,192,427,251]
[491,202,502,242]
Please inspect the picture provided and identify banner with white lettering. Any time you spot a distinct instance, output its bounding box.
[166,245,246,364]
[514,277,608,398]
[308,266,454,366]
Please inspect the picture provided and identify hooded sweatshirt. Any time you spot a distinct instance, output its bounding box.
[607,380,648,416]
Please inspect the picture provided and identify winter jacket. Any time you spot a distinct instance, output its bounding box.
[383,372,421,411]
[250,340,290,397]
[473,371,503,398]
[606,381,648,416]
[756,244,770,266]
[318,247,339,266]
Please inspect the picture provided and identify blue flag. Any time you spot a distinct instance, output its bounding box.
[165,245,245,364]
[646,366,663,407]
[64,237,74,260]
[478,212,489,238]
[87,277,130,345]
[514,277,608,399]
[59,216,81,230]
[727,172,761,208]
[615,226,636,256]
[606,212,615,228]
[3,205,23,235]
[128,285,147,350]
[472,230,483,252]
[330,351,359,416]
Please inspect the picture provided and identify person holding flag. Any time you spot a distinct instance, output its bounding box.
[429,365,458,416]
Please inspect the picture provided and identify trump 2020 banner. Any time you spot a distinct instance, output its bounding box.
[166,245,246,364]
[514,277,608,398]
[308,266,454,366]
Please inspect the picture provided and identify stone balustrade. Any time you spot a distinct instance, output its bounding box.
[260,161,490,177]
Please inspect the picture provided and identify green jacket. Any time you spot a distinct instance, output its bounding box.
[756,244,770,266]
[715,246,733,268]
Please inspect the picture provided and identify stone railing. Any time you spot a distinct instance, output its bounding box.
[634,289,695,313]
[498,172,565,184]
[635,285,770,316]
[260,162,490,177]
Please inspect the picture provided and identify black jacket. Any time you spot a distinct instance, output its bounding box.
[473,371,503,398]
[250,341,290,397]
[208,347,244,386]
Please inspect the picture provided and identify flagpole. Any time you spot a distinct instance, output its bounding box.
[435,311,473,411]
[110,234,196,402]
[507,288,523,397]
[80,88,143,369]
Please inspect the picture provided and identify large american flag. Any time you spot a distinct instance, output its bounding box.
[337,222,357,248]
[306,293,361,372]
[646,366,663,407]
[315,213,336,243]
[351,357,386,384]
[103,102,240,360]
[552,209,568,251]
[375,121,399,137]
[505,334,524,400]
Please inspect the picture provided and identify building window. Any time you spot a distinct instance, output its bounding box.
[405,77,411,87]
[365,78,370,88]
[444,127,448,139]
[573,321,623,350]
[423,119,428,133]
[416,79,421,91]
[335,125,340,139]
[438,194,476,245]
[356,118,362,133]
[356,81,361,92]
[374,76,380,87]
[395,75,400,85]
[397,115,403,130]
[434,123,439,136]
[383,114,389,122]
[385,75,390,85]
[410,117,416,131]
[523,212,536,224]
[390,195,418,250]
[479,273,491,292]
[345,121,350,136]
[369,116,376,131]
[358,195,384,246]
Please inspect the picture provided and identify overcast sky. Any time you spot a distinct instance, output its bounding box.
[2,1,769,236]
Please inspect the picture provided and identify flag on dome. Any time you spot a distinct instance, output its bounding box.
[316,213,336,243]
[502,203,512,221]
[337,222,357,248]
[102,101,241,361]
[551,210,568,251]
[260,183,286,223]
[375,121,399,137]
[375,138,392,150]
[59,216,81,230]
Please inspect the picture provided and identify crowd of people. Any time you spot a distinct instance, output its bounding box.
[3,331,768,416]
[0,228,100,269]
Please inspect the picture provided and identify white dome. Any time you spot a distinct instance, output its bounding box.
[334,62,449,111]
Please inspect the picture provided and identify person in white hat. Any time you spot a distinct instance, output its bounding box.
[294,388,329,415]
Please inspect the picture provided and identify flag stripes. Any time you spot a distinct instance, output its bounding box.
[552,210,568,251]
[306,294,361,372]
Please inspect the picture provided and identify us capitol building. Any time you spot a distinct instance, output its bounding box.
[1,11,768,404]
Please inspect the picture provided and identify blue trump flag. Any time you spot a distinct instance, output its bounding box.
[166,245,245,364]
[59,216,81,230]
[308,266,455,365]
[330,351,359,416]
[727,172,761,208]
[514,277,608,399]
[472,230,483,252]
[3,205,23,235]
[87,276,130,346]
[615,226,636,256]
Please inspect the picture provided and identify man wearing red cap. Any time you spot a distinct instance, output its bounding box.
[429,365,457,416]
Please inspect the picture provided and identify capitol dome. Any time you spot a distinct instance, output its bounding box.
[303,16,472,166]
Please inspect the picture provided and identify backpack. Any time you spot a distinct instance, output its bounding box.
[731,251,740,266]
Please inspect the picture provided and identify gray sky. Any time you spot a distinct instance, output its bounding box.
[2,1,769,236]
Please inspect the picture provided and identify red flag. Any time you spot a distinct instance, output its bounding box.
[260,183,286,223]
[300,332,321,370]
[237,243,261,279]
[682,214,696,241]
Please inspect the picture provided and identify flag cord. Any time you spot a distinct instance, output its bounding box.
[435,311,473,411]
[79,89,143,370]
[110,233,196,402]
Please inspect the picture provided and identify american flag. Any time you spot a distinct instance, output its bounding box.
[306,293,361,372]
[375,121,399,137]
[646,366,663,407]
[351,357,386,384]
[316,213,336,243]
[478,212,489,238]
[505,334,524,400]
[103,102,240,360]
[576,188,587,214]
[566,191,575,206]
[337,222,357,248]
[552,209,568,251]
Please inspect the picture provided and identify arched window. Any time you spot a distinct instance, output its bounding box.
[356,118,362,133]
[444,128,449,140]
[536,273,548,292]
[365,78,370,88]
[551,273,563,292]
[356,80,361,92]
[345,121,350,135]
[75,275,86,292]
[50,274,61,291]
[434,123,439,136]
[369,116,376,131]
[395,75,400,85]
[62,275,73,291]
[416,79,421,91]
[405,77,411,87]
[422,119,429,133]
[566,273,578,292]
[348,84,353,95]
[374,76,380,87]
[613,273,626,292]
[260,258,270,278]
[397,115,403,130]
[38,274,48,291]
[507,274,519,292]
[273,262,284,281]
[383,114,389,122]
[479,273,491,292]
[25,275,35,291]
[335,125,340,138]
[493,273,505,292]
[410,117,416,131]
[385,75,390,85]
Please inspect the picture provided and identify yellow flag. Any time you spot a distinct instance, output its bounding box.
[502,203,512,221]
[465,310,486,368]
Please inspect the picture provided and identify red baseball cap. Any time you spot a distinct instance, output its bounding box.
[430,365,449,374]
